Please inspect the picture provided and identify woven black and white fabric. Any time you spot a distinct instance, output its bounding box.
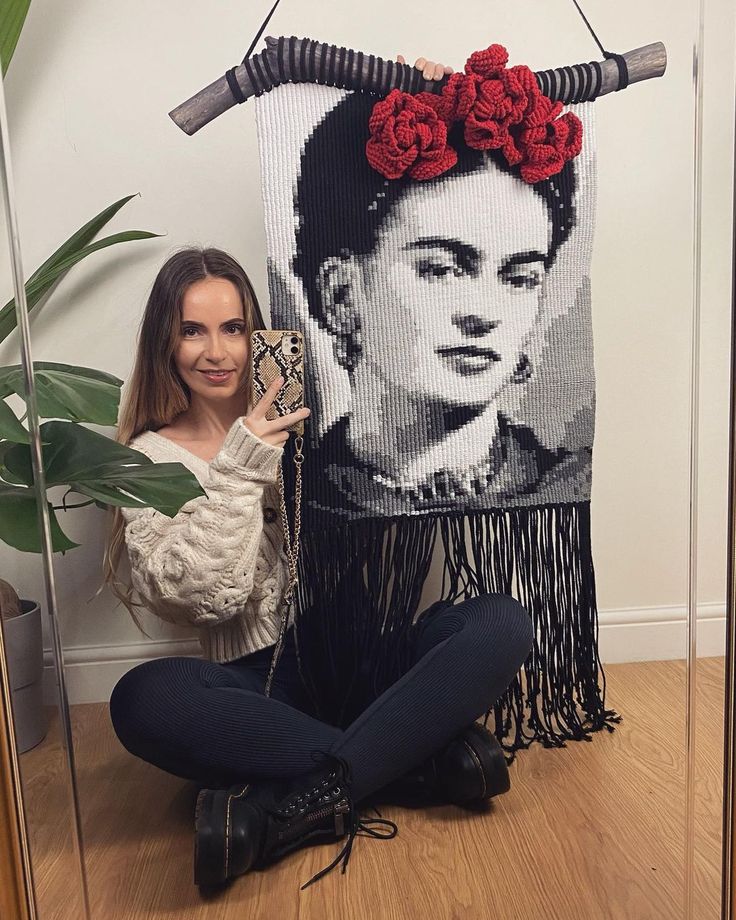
[255,82,619,749]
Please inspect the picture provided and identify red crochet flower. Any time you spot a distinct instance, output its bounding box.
[498,64,569,169]
[365,88,458,181]
[464,43,509,79]
[509,65,564,125]
[364,44,584,185]
[438,55,527,128]
[515,112,583,183]
[463,67,530,150]
[460,53,583,183]
[433,71,477,122]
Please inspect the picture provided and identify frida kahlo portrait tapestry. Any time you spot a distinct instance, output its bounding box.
[254,44,620,752]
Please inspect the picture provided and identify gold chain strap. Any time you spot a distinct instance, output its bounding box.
[277,433,303,595]
[264,433,304,697]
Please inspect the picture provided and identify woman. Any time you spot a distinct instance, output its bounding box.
[105,60,534,894]
[290,88,590,519]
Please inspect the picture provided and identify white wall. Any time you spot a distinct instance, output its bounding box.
[0,0,733,695]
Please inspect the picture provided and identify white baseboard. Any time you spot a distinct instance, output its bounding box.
[43,603,727,706]
[42,635,201,707]
[597,602,725,662]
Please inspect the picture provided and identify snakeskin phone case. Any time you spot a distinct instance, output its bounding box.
[250,329,305,436]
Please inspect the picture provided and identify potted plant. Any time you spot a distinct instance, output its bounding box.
[0,360,206,753]
[0,577,44,752]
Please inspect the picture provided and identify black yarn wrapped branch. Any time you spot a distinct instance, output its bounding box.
[284,496,622,757]
[169,35,667,135]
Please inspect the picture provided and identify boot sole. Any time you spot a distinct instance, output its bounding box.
[194,788,229,887]
[195,786,258,887]
[450,723,511,805]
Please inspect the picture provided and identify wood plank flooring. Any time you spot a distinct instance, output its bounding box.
[15,657,726,920]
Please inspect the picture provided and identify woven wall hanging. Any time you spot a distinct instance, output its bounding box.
[171,33,667,754]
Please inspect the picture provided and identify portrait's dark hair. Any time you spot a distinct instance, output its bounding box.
[293,90,577,325]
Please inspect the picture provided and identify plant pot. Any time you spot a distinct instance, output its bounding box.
[4,600,48,753]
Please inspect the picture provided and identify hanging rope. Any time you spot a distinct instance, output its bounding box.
[225,0,284,104]
[568,0,629,90]
[242,0,283,62]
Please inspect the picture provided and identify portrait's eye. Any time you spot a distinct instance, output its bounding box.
[224,323,245,335]
[499,264,544,290]
[181,326,200,337]
[415,259,461,280]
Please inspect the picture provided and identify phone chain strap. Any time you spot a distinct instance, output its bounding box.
[263,433,304,697]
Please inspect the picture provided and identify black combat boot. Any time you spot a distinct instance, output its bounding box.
[194,750,397,890]
[366,721,511,807]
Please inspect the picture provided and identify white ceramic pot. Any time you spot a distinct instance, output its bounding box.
[4,600,48,753]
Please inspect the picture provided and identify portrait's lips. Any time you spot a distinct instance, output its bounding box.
[436,345,501,377]
[197,369,236,384]
[437,345,501,361]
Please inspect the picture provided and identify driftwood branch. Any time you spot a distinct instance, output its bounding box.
[169,35,667,136]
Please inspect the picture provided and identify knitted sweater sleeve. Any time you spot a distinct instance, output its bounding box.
[121,418,284,628]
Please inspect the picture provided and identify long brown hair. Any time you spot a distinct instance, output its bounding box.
[102,247,267,631]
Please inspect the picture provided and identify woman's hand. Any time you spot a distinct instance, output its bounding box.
[244,376,311,448]
[397,55,453,81]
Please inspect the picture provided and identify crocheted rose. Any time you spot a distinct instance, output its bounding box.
[462,67,530,151]
[366,88,458,180]
[498,65,567,168]
[435,44,512,123]
[432,71,478,123]
[364,44,584,184]
[510,65,564,124]
[464,43,509,79]
[515,112,584,184]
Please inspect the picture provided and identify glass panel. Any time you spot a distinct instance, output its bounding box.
[692,0,736,916]
[2,0,727,917]
[0,25,89,920]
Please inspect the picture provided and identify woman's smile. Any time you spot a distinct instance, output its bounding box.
[198,368,236,384]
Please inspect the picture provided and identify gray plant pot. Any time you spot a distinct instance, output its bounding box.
[4,600,47,753]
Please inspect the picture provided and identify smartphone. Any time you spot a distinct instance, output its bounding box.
[250,329,305,436]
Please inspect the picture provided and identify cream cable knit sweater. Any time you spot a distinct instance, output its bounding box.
[122,417,291,663]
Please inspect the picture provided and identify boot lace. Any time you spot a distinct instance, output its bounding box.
[286,750,399,891]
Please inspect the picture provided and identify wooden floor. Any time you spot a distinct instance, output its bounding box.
[16,657,726,920]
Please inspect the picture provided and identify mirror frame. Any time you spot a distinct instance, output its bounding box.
[0,4,731,918]
[724,95,736,918]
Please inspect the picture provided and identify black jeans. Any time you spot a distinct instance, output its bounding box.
[109,593,534,804]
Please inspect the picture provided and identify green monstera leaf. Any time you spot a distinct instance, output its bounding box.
[0,481,78,553]
[0,399,29,443]
[0,363,123,427]
[2,421,206,518]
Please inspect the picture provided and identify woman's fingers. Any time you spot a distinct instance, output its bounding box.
[418,58,452,81]
[244,377,310,446]
[250,375,283,418]
[263,405,311,432]
[396,56,453,81]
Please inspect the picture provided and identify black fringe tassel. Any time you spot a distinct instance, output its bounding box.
[288,502,622,757]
